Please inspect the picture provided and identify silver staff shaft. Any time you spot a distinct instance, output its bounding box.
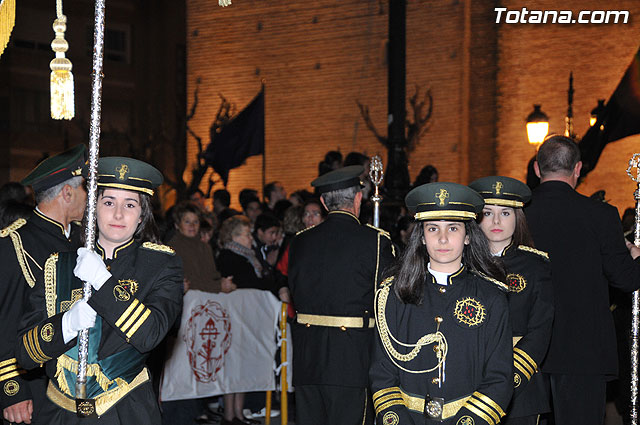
[369,155,384,228]
[76,0,106,401]
[627,154,640,425]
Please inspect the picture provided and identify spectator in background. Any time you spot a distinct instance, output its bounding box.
[213,189,233,218]
[168,202,235,294]
[216,215,273,425]
[188,188,208,212]
[411,164,439,189]
[289,189,313,207]
[273,199,292,222]
[239,189,262,230]
[318,150,343,176]
[0,181,34,228]
[263,181,287,212]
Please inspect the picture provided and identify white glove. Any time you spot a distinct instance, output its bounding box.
[74,248,111,290]
[61,300,97,343]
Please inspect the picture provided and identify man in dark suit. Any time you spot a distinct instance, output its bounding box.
[288,165,395,425]
[525,135,640,425]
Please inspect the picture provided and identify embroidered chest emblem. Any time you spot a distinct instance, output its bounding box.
[457,416,475,425]
[453,297,486,327]
[114,279,138,302]
[436,189,450,206]
[383,411,399,425]
[116,164,129,180]
[492,181,503,195]
[41,323,54,342]
[507,273,527,293]
[514,372,522,387]
[61,288,83,312]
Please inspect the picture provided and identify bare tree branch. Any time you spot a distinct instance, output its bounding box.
[356,100,388,147]
[406,85,433,152]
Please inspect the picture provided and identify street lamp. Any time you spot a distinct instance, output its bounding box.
[590,99,606,128]
[526,104,549,148]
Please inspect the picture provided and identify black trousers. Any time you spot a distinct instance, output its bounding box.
[549,374,606,425]
[295,384,373,425]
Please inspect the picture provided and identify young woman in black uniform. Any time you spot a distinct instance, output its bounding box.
[470,176,553,425]
[370,182,513,425]
[16,157,183,424]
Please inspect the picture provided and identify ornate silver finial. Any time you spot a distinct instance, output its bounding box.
[628,154,640,183]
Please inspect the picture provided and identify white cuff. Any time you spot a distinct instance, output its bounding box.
[61,312,77,344]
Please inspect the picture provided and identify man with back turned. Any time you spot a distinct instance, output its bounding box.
[525,135,640,425]
[288,165,395,425]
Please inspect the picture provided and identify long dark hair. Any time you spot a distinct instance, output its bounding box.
[512,208,534,247]
[82,188,161,246]
[391,219,506,305]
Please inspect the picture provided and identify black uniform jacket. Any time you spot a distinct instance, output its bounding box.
[525,181,640,377]
[15,239,183,421]
[288,210,395,387]
[370,268,513,425]
[0,211,81,409]
[501,243,553,417]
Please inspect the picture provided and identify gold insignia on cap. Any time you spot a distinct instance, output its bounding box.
[507,273,527,293]
[383,411,399,425]
[514,373,522,388]
[4,380,19,396]
[41,323,54,342]
[116,164,129,181]
[114,285,131,302]
[435,188,450,206]
[492,181,503,195]
[457,416,475,425]
[453,297,486,327]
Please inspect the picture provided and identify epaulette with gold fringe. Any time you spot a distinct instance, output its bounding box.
[0,218,27,238]
[141,242,175,255]
[366,223,391,239]
[517,245,549,261]
[295,224,317,236]
[475,271,509,292]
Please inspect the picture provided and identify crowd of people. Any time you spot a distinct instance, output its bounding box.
[0,136,639,425]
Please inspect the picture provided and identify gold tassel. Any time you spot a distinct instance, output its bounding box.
[0,0,15,57]
[50,14,74,120]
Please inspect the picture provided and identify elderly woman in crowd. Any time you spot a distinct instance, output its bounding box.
[216,215,275,425]
[168,201,234,294]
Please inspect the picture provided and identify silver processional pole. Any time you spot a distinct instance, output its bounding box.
[627,153,640,425]
[369,155,384,228]
[75,0,105,417]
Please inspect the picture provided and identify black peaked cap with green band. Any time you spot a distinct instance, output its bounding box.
[311,165,364,194]
[92,157,164,196]
[405,182,484,221]
[21,144,88,193]
[468,176,531,209]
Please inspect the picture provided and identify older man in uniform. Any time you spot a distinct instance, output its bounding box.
[288,165,396,425]
[525,135,640,425]
[0,145,87,424]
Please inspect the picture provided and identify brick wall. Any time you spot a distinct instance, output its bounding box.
[188,0,640,213]
[187,0,485,209]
